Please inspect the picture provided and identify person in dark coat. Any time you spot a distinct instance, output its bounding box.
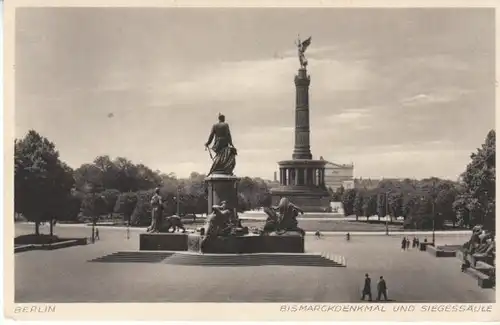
[361,273,372,301]
[401,237,407,250]
[377,276,388,301]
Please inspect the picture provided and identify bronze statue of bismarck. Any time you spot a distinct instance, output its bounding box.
[205,113,237,176]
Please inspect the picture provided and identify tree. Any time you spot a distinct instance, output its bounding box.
[114,192,138,225]
[237,193,250,212]
[435,185,458,228]
[353,190,365,220]
[404,195,435,230]
[455,130,496,232]
[73,163,105,193]
[362,190,378,218]
[341,189,357,216]
[130,190,154,226]
[387,192,403,222]
[377,192,387,221]
[100,188,120,218]
[453,193,471,228]
[57,190,84,223]
[80,193,107,224]
[402,193,417,220]
[75,156,163,194]
[237,177,270,210]
[332,185,345,202]
[15,130,75,235]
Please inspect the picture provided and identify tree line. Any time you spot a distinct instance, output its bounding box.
[14,129,495,235]
[336,130,495,232]
[14,130,273,235]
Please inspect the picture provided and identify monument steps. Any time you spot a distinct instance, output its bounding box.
[89,251,175,263]
[89,251,346,267]
[162,253,343,267]
[321,252,347,267]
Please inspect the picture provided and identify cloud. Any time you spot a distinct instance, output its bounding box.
[326,108,372,124]
[14,8,494,181]
[400,89,469,107]
[143,57,374,108]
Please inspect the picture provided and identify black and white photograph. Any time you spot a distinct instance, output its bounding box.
[6,1,497,320]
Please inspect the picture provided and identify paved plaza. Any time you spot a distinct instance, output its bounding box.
[15,224,495,303]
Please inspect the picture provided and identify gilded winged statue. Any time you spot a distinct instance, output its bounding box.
[296,35,312,68]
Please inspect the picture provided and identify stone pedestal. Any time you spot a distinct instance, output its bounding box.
[205,174,240,214]
[139,233,305,254]
[188,233,305,254]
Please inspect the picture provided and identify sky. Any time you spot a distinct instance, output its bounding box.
[15,8,495,180]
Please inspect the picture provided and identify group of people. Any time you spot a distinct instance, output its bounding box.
[401,236,426,250]
[361,273,388,301]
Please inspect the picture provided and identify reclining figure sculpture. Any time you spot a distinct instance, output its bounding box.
[262,197,305,236]
[462,225,495,267]
[199,201,248,252]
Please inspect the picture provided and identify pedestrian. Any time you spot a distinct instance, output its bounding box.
[346,232,350,241]
[361,273,372,301]
[412,237,416,248]
[401,237,406,251]
[95,228,100,240]
[416,237,420,247]
[406,238,410,250]
[377,276,388,301]
[315,230,321,239]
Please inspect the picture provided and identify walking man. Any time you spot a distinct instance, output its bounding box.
[361,273,372,301]
[401,237,406,251]
[95,228,100,241]
[377,276,388,301]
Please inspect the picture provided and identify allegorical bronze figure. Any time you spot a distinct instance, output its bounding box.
[205,113,237,175]
[295,35,312,68]
[262,197,305,236]
[147,187,163,233]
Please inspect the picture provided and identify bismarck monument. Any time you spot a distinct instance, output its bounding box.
[270,36,331,212]
[140,111,305,253]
